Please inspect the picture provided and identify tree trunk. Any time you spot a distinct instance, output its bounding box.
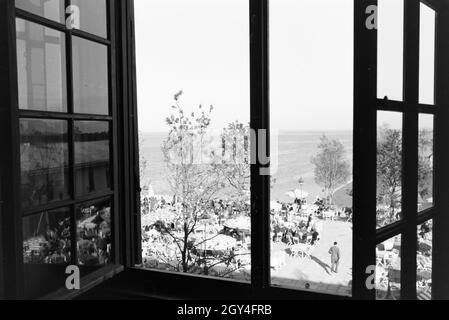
[182,222,189,273]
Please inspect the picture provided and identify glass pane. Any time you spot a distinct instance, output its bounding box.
[419,3,436,105]
[16,19,67,112]
[136,0,251,281]
[270,0,353,296]
[377,111,403,229]
[20,119,69,208]
[418,114,434,212]
[74,121,111,196]
[76,200,112,266]
[377,0,404,101]
[376,234,401,300]
[72,37,109,115]
[22,207,72,298]
[70,0,107,38]
[417,220,432,300]
[23,208,71,265]
[16,0,65,23]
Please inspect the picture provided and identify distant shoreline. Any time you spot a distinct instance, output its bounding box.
[140,130,354,135]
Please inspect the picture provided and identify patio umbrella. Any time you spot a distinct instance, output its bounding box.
[224,216,251,233]
[286,191,296,199]
[205,235,237,251]
[271,201,282,212]
[294,189,309,199]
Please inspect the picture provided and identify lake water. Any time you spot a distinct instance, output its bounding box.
[139,131,353,203]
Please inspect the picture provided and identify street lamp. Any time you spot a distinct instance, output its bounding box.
[298,177,305,196]
[298,177,304,210]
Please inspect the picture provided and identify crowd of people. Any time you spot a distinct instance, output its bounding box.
[23,214,71,265]
[22,204,112,267]
[140,192,351,280]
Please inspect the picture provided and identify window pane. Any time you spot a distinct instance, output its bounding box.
[419,3,436,105]
[377,111,403,229]
[16,19,67,112]
[136,0,251,281]
[270,0,353,296]
[22,207,72,298]
[418,114,434,212]
[23,208,71,264]
[72,37,109,115]
[76,200,112,266]
[376,234,401,300]
[377,0,404,101]
[74,121,111,196]
[16,0,65,23]
[20,119,69,208]
[417,220,432,300]
[70,0,107,38]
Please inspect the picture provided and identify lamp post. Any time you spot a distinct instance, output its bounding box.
[298,177,304,209]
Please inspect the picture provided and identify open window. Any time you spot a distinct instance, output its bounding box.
[1,0,449,300]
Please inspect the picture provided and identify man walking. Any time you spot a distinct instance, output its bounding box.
[328,242,341,273]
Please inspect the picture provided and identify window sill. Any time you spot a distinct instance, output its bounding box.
[40,264,124,300]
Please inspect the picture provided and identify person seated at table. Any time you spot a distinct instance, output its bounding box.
[301,232,308,241]
[306,214,313,229]
[281,230,291,245]
[311,229,320,245]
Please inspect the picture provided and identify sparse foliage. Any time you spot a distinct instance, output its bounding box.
[217,121,251,203]
[377,126,402,225]
[147,91,249,275]
[311,135,350,205]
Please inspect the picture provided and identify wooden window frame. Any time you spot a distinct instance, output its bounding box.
[1,0,449,300]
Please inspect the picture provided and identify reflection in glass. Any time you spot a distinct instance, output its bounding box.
[22,208,71,264]
[20,119,69,208]
[76,200,112,266]
[16,19,67,112]
[16,0,65,23]
[70,0,108,38]
[377,111,403,229]
[377,0,404,101]
[72,37,109,115]
[418,114,434,212]
[136,0,251,281]
[419,3,436,105]
[269,0,353,296]
[74,121,110,196]
[376,235,401,300]
[417,220,432,300]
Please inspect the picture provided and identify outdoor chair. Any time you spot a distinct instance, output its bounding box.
[276,234,282,243]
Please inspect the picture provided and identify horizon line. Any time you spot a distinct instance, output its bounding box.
[139,129,355,134]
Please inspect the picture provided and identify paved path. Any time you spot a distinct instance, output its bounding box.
[272,220,352,296]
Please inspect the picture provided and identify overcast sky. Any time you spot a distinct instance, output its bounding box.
[135,0,434,133]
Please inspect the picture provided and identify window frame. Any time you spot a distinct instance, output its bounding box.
[0,0,124,299]
[124,0,350,300]
[355,0,449,300]
[122,0,449,300]
[1,0,449,300]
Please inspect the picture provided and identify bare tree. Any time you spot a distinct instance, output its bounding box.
[151,91,249,276]
[217,121,250,204]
